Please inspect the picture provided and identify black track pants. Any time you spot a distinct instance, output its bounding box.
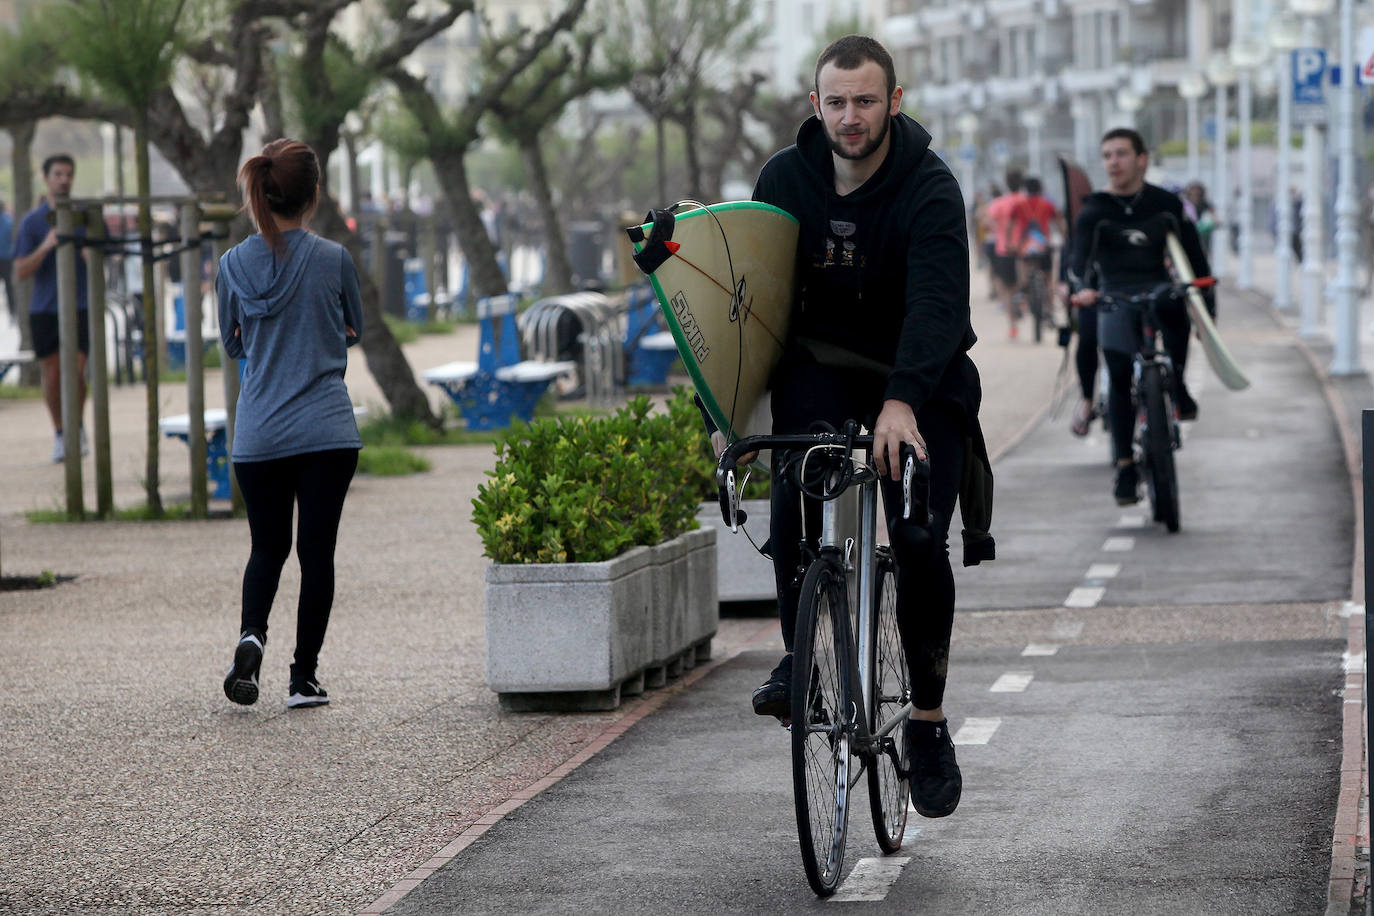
[769,361,965,711]
[233,448,358,680]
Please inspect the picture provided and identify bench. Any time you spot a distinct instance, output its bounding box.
[420,294,575,431]
[0,350,35,383]
[159,406,368,498]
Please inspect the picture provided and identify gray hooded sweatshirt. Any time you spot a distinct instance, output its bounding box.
[217,229,364,462]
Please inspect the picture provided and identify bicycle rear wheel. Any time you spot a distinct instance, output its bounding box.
[1141,366,1180,532]
[866,548,911,853]
[791,558,853,897]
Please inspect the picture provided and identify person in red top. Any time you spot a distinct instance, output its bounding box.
[1010,176,1066,335]
[981,169,1024,338]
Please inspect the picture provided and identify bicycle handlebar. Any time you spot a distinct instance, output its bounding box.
[714,429,930,533]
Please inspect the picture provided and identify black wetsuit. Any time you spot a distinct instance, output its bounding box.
[750,111,991,710]
[1067,184,1212,461]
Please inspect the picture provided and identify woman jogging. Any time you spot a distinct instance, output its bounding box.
[218,138,364,709]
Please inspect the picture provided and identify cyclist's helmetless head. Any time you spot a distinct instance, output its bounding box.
[1100,128,1148,195]
[811,35,902,164]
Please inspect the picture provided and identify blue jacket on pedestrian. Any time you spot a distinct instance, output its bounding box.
[217,228,364,462]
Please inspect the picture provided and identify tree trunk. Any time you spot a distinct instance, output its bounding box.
[655,117,667,204]
[343,133,361,216]
[681,105,703,202]
[311,190,439,425]
[136,114,162,515]
[518,133,573,295]
[429,151,507,301]
[9,121,39,387]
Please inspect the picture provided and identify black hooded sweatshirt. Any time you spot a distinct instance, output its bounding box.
[751,111,979,419]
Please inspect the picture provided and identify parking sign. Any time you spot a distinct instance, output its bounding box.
[1293,48,1327,105]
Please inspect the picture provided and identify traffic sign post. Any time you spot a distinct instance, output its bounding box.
[1293,48,1329,125]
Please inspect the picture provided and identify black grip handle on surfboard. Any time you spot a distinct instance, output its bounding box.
[626,208,678,275]
[900,443,932,526]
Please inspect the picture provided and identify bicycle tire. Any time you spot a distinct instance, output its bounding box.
[791,557,853,897]
[1141,366,1180,532]
[866,547,910,853]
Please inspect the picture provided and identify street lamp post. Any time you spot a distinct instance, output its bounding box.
[1178,72,1208,183]
[1269,14,1304,315]
[1329,0,1363,374]
[1115,86,1143,128]
[1230,39,1268,291]
[955,111,980,210]
[1290,0,1334,338]
[1020,108,1045,178]
[1206,53,1237,280]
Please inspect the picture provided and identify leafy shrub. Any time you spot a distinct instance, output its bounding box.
[472,388,714,564]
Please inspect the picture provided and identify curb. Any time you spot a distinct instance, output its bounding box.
[1256,292,1369,916]
[356,618,778,916]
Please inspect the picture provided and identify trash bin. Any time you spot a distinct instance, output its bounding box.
[567,221,604,290]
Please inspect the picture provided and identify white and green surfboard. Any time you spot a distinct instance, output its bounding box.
[627,201,799,441]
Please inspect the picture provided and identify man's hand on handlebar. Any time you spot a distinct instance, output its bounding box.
[711,430,757,466]
[873,398,926,481]
[1070,288,1099,307]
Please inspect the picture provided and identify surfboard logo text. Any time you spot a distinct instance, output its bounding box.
[671,291,710,362]
[728,276,753,325]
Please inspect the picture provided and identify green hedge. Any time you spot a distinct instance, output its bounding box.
[472,389,714,564]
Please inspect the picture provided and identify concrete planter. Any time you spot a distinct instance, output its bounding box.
[485,545,654,711]
[486,528,718,711]
[695,500,775,602]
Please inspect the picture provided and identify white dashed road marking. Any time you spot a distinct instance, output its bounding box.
[953,717,1002,745]
[828,857,911,902]
[1022,643,1060,656]
[989,672,1034,693]
[1085,563,1121,579]
[1102,536,1135,552]
[1117,514,1145,528]
[1064,586,1105,608]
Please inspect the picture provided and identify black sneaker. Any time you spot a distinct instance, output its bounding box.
[751,653,793,719]
[287,677,330,709]
[905,718,962,818]
[1114,463,1140,505]
[223,632,264,706]
[1175,385,1198,421]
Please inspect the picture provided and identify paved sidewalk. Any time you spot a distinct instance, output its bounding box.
[0,267,1058,915]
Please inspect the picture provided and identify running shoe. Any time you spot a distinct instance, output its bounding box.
[287,677,330,709]
[1175,385,1199,422]
[905,718,962,818]
[51,432,64,463]
[751,653,793,719]
[223,632,265,706]
[1114,463,1140,505]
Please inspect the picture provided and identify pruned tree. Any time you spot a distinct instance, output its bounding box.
[383,0,589,302]
[605,0,760,203]
[487,29,630,293]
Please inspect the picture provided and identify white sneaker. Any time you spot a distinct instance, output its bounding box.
[51,433,64,463]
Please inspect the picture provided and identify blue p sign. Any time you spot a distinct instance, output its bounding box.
[1293,48,1327,104]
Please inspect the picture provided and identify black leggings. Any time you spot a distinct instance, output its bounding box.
[1099,301,1191,462]
[233,448,358,679]
[1075,304,1099,402]
[769,361,965,711]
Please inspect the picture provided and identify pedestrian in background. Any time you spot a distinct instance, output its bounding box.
[218,138,364,710]
[13,155,89,462]
[0,199,14,322]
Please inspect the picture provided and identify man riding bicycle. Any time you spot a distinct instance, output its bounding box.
[711,35,993,820]
[982,168,1026,339]
[1067,128,1214,505]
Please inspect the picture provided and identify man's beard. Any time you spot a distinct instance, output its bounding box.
[826,116,890,161]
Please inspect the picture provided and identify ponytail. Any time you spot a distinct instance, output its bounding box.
[237,138,321,256]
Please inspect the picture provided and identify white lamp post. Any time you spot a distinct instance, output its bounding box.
[1268,13,1303,314]
[1115,86,1143,127]
[1230,38,1269,291]
[1290,0,1334,338]
[1177,72,1208,182]
[1206,53,1237,279]
[1019,108,1046,178]
[955,111,980,209]
[1329,0,1362,374]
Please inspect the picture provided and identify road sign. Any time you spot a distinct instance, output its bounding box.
[1293,48,1327,105]
[958,141,976,163]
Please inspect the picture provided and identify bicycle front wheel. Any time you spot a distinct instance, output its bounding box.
[866,547,911,853]
[1028,277,1046,343]
[791,558,853,897]
[1141,366,1180,533]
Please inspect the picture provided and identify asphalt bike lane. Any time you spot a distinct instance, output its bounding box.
[383,288,1350,914]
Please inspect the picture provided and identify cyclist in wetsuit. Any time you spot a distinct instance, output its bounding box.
[1067,128,1213,504]
[731,35,994,820]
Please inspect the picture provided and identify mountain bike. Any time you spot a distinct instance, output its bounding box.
[1096,276,1210,533]
[716,423,928,896]
[1019,252,1054,343]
